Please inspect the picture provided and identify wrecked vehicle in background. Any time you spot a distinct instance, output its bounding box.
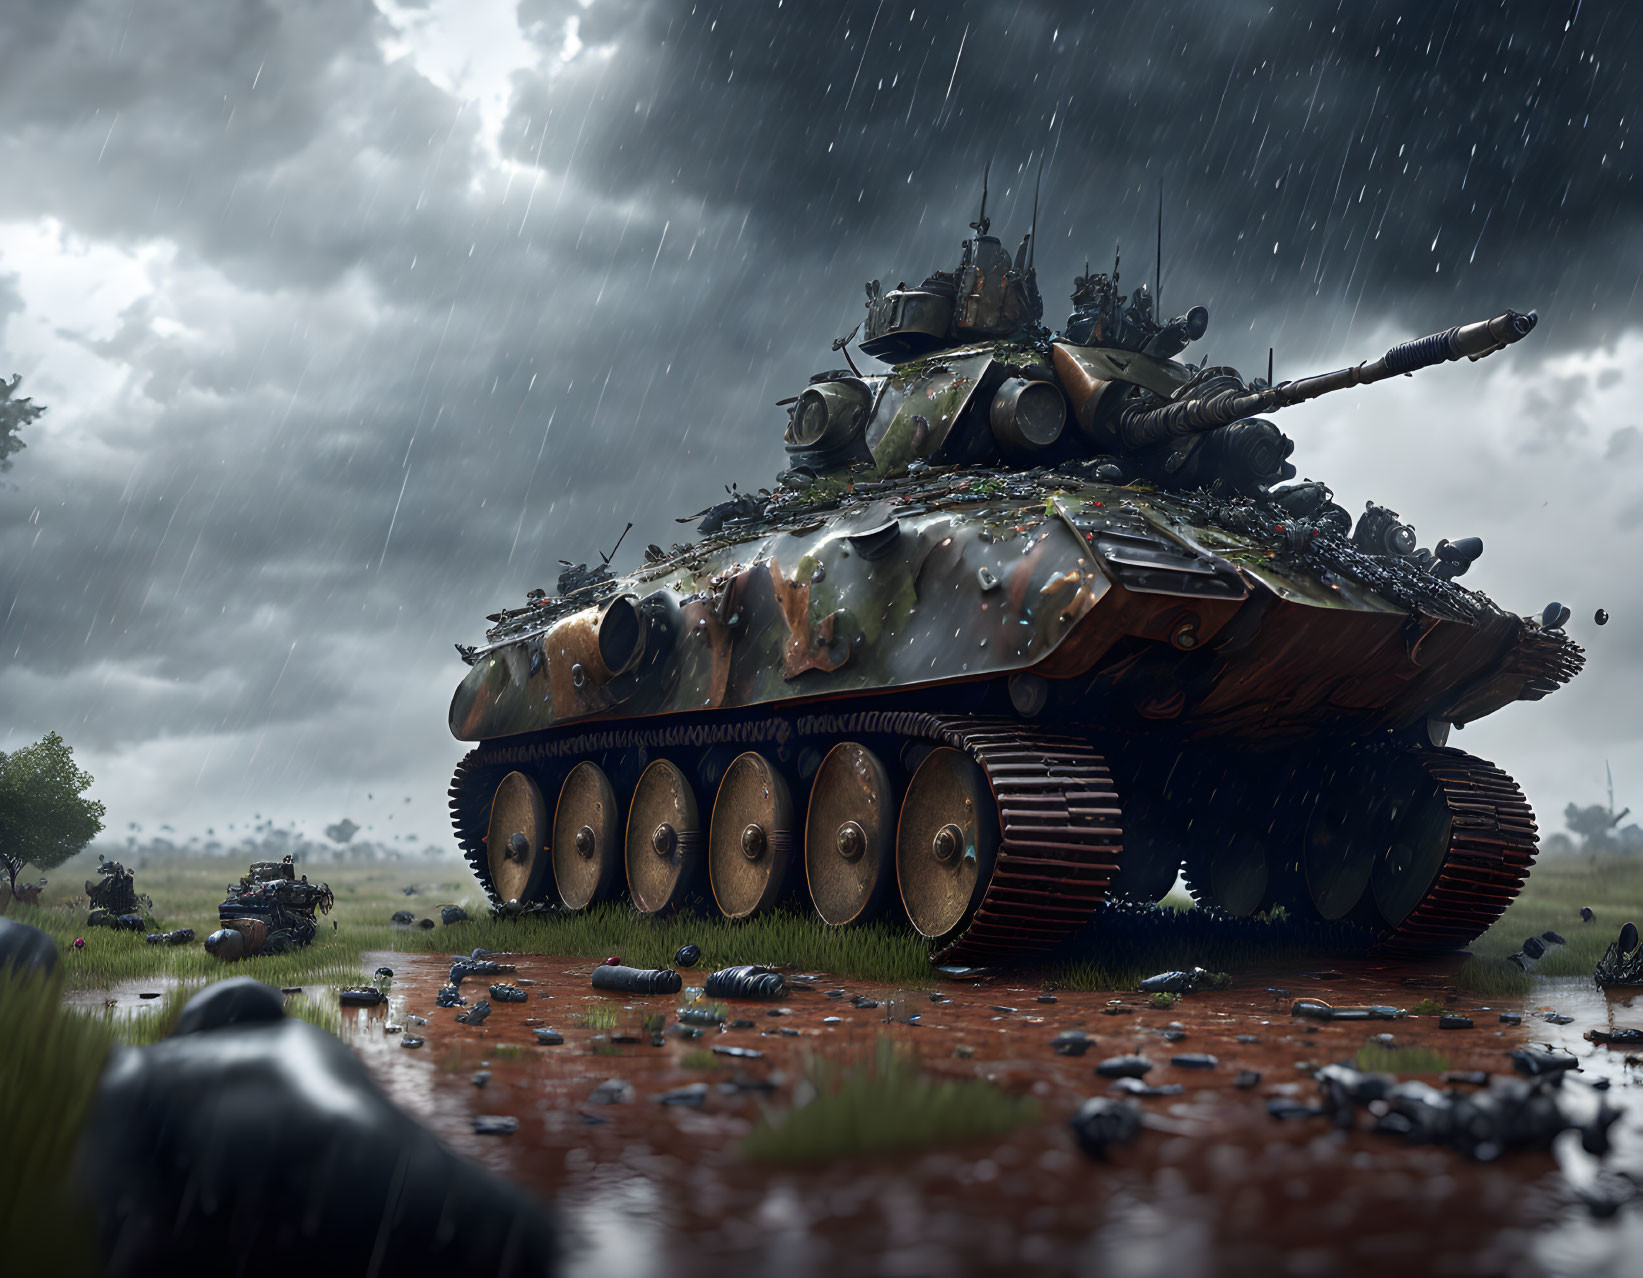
[205,857,334,961]
[447,174,1581,965]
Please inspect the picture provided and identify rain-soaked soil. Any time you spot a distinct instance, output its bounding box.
[333,951,1643,1278]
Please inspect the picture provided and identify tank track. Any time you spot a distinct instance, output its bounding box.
[1375,747,1538,955]
[449,710,1122,964]
[1176,746,1537,954]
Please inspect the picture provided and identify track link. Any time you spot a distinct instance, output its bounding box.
[449,710,1123,964]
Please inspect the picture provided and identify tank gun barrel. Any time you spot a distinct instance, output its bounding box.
[1117,308,1537,448]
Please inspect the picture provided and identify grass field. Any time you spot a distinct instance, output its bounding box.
[10,845,1643,1002]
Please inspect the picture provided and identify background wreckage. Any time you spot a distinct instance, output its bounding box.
[448,183,1581,965]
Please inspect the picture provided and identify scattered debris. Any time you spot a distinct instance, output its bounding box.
[1234,1070,1262,1089]
[1438,1015,1474,1030]
[441,905,470,925]
[1510,1047,1579,1076]
[1096,1054,1154,1080]
[455,1000,492,1026]
[1595,609,1609,626]
[674,944,702,969]
[1139,967,1229,996]
[1595,922,1643,988]
[1109,1078,1183,1097]
[471,1070,491,1088]
[1291,998,1404,1022]
[657,1083,709,1107]
[489,984,528,1003]
[705,965,788,999]
[711,1045,764,1060]
[532,1028,564,1045]
[473,1115,518,1135]
[1171,1053,1218,1069]
[588,1078,636,1105]
[435,985,464,1008]
[144,928,194,946]
[1051,1030,1092,1056]
[1068,1097,1142,1159]
[1542,1012,1575,1026]
[401,1035,425,1049]
[1586,1027,1643,1046]
[339,987,384,1007]
[204,857,332,961]
[1581,906,1595,923]
[1499,1012,1522,1026]
[591,964,682,995]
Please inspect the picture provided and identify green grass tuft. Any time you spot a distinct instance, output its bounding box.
[0,971,110,1278]
[1409,998,1447,1016]
[1353,1041,1450,1075]
[743,1037,1039,1163]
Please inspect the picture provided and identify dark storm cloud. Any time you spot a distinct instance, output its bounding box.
[0,0,1637,840]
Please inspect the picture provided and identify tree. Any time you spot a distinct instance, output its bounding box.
[0,732,106,898]
[0,373,45,472]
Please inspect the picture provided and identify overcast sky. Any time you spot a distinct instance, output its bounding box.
[1,0,1639,855]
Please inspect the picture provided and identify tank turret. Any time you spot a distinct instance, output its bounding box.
[860,163,1043,363]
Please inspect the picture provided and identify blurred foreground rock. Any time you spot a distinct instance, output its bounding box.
[0,914,58,980]
[78,978,558,1276]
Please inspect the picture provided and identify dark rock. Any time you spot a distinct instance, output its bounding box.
[678,1006,724,1026]
[1499,1012,1522,1025]
[1234,1070,1262,1089]
[1037,994,1058,1004]
[657,1083,709,1107]
[339,987,384,1007]
[1162,1029,1188,1043]
[1581,907,1595,923]
[711,1045,763,1059]
[455,1001,491,1026]
[471,1071,491,1088]
[588,1078,635,1105]
[1268,1098,1327,1121]
[144,929,194,947]
[417,918,435,929]
[400,1035,425,1048]
[1509,1047,1579,1076]
[1095,1055,1154,1079]
[1235,1035,1259,1044]
[1170,1053,1218,1069]
[435,986,463,1008]
[1109,1078,1183,1097]
[390,910,415,925]
[1441,1071,1492,1086]
[171,979,286,1037]
[472,1115,518,1135]
[0,916,59,981]
[766,1007,791,1017]
[727,1019,756,1030]
[1541,1012,1575,1026]
[1068,1097,1142,1158]
[1438,1015,1474,1030]
[532,1028,564,1045]
[824,989,847,999]
[990,1005,1019,1014]
[374,966,394,980]
[489,984,527,1003]
[78,1012,555,1275]
[704,966,787,999]
[674,944,702,969]
[1051,1031,1092,1057]
[850,996,880,1009]
[440,905,469,925]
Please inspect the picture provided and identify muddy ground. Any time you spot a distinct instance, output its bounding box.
[306,950,1643,1277]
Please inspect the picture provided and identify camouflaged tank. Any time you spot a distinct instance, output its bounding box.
[447,186,1582,964]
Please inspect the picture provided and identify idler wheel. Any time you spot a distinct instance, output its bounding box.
[625,759,702,914]
[896,747,999,941]
[708,752,794,919]
[552,761,621,911]
[805,742,896,926]
[485,771,550,904]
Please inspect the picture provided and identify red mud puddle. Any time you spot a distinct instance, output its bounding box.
[342,952,1643,1277]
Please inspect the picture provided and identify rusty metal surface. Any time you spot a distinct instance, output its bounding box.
[804,742,895,927]
[551,761,620,910]
[624,759,702,914]
[707,751,795,919]
[484,771,548,904]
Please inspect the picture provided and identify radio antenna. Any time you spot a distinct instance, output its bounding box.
[600,522,633,567]
[971,160,991,235]
[1028,153,1044,270]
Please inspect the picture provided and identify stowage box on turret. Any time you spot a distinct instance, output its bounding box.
[446,173,1581,964]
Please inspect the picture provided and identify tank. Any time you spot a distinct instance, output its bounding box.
[446,183,1582,965]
